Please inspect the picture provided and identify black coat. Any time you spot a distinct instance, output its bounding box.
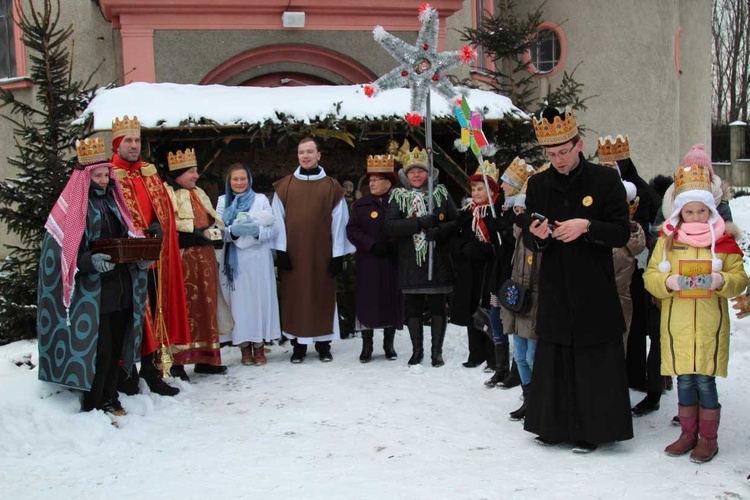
[449,199,503,326]
[78,180,134,314]
[385,187,458,291]
[524,156,630,346]
[346,193,404,329]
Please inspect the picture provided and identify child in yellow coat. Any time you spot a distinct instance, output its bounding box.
[644,164,746,464]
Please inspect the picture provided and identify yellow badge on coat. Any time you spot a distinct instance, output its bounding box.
[526,255,533,265]
[582,195,593,207]
[439,213,445,221]
[371,211,379,219]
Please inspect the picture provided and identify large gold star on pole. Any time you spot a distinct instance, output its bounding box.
[364,3,476,126]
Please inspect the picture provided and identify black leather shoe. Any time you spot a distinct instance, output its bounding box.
[631,393,661,417]
[572,441,598,454]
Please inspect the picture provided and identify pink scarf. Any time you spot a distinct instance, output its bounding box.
[44,163,141,310]
[663,217,726,248]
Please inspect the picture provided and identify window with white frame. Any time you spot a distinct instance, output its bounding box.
[530,28,561,75]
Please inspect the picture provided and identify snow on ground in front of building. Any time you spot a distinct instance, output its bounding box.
[2,198,750,499]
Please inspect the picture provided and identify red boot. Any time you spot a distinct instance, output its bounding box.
[664,404,698,456]
[690,405,720,463]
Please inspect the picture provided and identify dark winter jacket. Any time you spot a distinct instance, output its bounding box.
[78,180,133,314]
[449,198,503,326]
[385,187,458,292]
[524,155,630,346]
[346,193,404,329]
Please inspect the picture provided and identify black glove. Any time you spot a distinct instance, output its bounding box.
[328,256,344,277]
[370,241,390,258]
[418,213,439,229]
[276,251,292,270]
[463,241,492,260]
[146,221,163,239]
[425,227,441,242]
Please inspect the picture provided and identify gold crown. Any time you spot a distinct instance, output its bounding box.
[76,137,108,166]
[112,115,141,139]
[167,148,197,171]
[532,107,579,146]
[501,157,535,190]
[367,154,395,174]
[472,160,499,183]
[519,163,548,194]
[674,165,711,196]
[403,147,429,171]
[597,135,630,162]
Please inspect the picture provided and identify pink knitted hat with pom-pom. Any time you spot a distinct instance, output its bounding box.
[681,143,713,176]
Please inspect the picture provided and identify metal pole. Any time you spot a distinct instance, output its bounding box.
[426,91,434,281]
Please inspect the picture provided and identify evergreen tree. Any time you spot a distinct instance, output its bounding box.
[460,0,592,167]
[0,0,97,344]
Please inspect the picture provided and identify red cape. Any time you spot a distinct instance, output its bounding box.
[112,154,190,354]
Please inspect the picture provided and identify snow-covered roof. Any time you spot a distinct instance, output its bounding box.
[78,82,525,131]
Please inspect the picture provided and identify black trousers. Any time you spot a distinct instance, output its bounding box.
[625,268,648,389]
[83,308,131,411]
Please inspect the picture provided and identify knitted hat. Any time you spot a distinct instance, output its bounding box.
[658,164,722,273]
[681,143,713,177]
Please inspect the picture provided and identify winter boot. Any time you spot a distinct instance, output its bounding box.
[253,342,267,366]
[509,384,530,421]
[383,327,397,360]
[462,327,484,368]
[664,404,698,456]
[690,405,720,463]
[194,363,228,375]
[407,317,424,366]
[290,339,307,364]
[118,365,140,396]
[360,330,374,363]
[170,365,190,382]
[484,343,510,388]
[499,359,521,389]
[430,315,446,367]
[240,343,253,366]
[632,392,661,417]
[140,352,180,397]
[315,341,333,362]
[483,336,497,372]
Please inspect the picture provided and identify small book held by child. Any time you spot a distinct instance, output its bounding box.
[679,259,713,299]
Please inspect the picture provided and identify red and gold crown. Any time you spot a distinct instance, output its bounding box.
[76,137,108,166]
[167,148,197,171]
[597,135,630,162]
[501,157,535,191]
[674,165,711,196]
[403,147,429,172]
[367,154,395,174]
[112,115,141,139]
[532,107,578,146]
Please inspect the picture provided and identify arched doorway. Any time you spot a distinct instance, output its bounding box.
[200,44,377,86]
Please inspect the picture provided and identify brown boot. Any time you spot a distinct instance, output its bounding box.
[690,406,720,463]
[240,343,253,366]
[253,342,267,366]
[665,404,698,456]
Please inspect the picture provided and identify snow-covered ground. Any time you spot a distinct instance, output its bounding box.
[3,199,750,499]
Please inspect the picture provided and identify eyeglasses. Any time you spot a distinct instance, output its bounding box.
[544,141,578,160]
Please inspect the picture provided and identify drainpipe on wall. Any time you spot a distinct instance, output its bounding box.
[729,121,748,187]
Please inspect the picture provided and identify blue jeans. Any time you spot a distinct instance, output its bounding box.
[677,374,719,409]
[490,306,508,345]
[513,337,537,385]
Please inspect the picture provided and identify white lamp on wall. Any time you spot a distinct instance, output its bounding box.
[282,12,305,28]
